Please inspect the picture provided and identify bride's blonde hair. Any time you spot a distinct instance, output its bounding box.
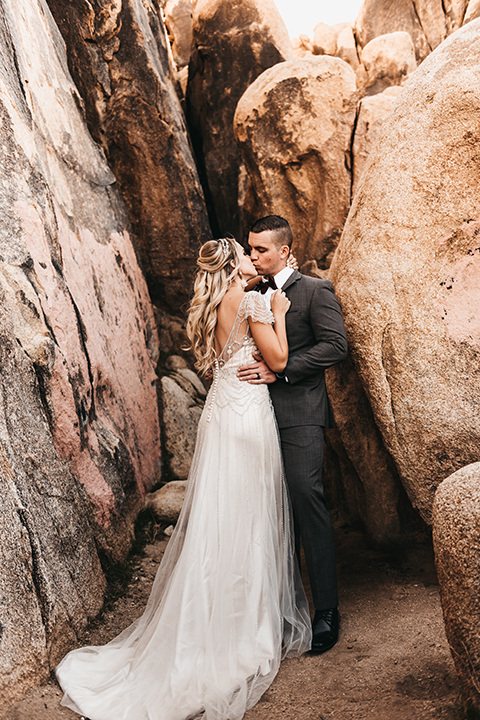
[185,237,241,374]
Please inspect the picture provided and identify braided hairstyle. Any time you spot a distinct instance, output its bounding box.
[185,237,241,374]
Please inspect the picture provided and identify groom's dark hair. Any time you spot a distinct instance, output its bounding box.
[250,215,293,250]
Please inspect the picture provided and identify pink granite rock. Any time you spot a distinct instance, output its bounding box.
[0,0,160,708]
[46,0,211,312]
[329,20,480,526]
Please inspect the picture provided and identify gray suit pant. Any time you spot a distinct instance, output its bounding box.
[279,425,338,611]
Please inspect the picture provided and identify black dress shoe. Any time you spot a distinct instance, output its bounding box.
[311,607,339,654]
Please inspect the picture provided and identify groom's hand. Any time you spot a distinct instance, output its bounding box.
[237,355,276,384]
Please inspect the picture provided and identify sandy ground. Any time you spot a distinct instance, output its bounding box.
[2,522,463,720]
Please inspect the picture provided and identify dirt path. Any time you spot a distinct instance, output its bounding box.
[2,523,462,720]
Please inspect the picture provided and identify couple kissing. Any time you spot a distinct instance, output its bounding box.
[56,215,348,720]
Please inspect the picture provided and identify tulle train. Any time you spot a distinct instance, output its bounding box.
[56,343,312,720]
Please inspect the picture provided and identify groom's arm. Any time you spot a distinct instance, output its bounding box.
[284,281,347,384]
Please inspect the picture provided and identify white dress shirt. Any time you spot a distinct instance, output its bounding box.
[263,266,294,306]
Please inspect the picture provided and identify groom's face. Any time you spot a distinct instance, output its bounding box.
[248,230,289,276]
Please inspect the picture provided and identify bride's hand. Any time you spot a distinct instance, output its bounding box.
[287,252,298,269]
[270,289,290,315]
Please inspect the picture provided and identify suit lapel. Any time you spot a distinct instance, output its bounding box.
[281,269,301,292]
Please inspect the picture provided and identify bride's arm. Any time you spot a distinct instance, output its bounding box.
[248,290,290,372]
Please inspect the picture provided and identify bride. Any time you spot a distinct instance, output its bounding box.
[56,237,312,720]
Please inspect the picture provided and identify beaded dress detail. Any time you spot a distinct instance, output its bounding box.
[56,291,311,720]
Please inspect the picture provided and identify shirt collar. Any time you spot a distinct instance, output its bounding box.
[273,266,294,288]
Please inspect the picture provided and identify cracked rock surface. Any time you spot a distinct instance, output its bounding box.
[329,19,480,526]
[186,0,292,238]
[234,55,357,271]
[46,0,211,312]
[0,0,160,708]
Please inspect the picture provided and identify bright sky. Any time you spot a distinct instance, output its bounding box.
[273,0,365,38]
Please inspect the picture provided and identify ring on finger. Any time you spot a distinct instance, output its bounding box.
[256,372,260,379]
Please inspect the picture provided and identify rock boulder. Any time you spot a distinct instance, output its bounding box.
[359,32,417,94]
[352,86,403,194]
[329,19,480,524]
[464,0,480,23]
[164,0,193,67]
[336,25,360,70]
[161,375,203,479]
[355,0,430,61]
[146,480,187,524]
[312,22,337,56]
[355,0,470,62]
[292,35,313,58]
[433,463,480,715]
[46,0,210,312]
[325,357,408,546]
[186,0,292,238]
[234,56,357,269]
[0,0,160,709]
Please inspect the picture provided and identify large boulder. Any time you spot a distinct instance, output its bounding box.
[352,86,403,194]
[46,0,210,312]
[0,0,160,709]
[355,0,443,62]
[234,56,357,269]
[433,463,480,716]
[146,480,187,524]
[335,25,360,70]
[312,22,338,56]
[186,0,292,238]
[163,0,193,67]
[325,357,409,546]
[161,373,204,479]
[359,32,417,94]
[329,19,480,525]
[355,0,472,62]
[464,0,480,23]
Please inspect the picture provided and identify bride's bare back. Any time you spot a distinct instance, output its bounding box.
[215,287,247,356]
[215,284,290,373]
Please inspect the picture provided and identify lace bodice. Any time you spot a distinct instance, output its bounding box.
[206,292,274,422]
[217,292,274,368]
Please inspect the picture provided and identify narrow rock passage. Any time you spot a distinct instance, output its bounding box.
[2,524,461,720]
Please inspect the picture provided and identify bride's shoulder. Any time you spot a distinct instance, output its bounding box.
[242,291,273,324]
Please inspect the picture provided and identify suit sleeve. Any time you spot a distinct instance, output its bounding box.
[284,281,348,384]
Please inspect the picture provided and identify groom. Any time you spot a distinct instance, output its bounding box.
[237,215,348,654]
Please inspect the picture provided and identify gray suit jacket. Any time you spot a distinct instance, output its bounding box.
[268,270,348,429]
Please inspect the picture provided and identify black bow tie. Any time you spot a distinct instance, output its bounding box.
[256,275,277,294]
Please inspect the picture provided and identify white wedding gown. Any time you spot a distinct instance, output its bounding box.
[56,291,312,720]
